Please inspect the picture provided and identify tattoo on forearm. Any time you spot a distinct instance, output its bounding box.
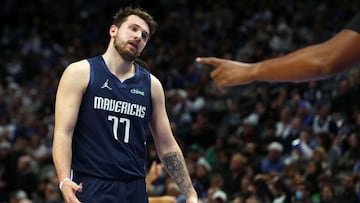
[162,152,193,196]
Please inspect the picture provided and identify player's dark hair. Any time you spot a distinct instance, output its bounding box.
[113,7,157,37]
[135,58,150,71]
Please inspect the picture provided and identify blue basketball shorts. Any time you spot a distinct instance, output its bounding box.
[73,171,149,203]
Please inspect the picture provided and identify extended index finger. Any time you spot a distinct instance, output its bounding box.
[195,57,223,66]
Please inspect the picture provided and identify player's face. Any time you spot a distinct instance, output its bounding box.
[111,15,150,61]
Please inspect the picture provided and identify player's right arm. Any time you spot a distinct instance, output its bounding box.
[52,60,90,203]
[196,13,360,87]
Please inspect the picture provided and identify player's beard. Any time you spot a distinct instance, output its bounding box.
[114,38,138,62]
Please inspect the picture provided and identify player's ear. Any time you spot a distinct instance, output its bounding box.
[109,25,118,37]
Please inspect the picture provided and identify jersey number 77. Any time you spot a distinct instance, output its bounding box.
[108,115,131,143]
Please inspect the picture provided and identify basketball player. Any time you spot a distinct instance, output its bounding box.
[196,11,360,87]
[52,7,198,203]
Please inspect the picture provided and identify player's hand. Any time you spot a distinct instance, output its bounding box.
[196,57,254,88]
[60,180,82,203]
[146,161,163,185]
[149,195,176,203]
[159,196,176,203]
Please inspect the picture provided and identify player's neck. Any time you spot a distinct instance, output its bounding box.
[102,51,135,80]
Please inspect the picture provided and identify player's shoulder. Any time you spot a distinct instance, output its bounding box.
[149,74,165,98]
[64,59,90,75]
[60,59,90,89]
[150,74,162,88]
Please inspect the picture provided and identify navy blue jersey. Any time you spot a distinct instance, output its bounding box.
[71,55,152,180]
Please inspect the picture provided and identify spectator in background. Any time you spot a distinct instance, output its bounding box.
[292,129,314,162]
[296,100,313,129]
[317,173,333,200]
[275,107,292,139]
[210,189,227,203]
[261,120,282,153]
[282,163,303,188]
[193,158,212,197]
[269,16,292,53]
[293,181,313,203]
[207,173,224,198]
[185,84,206,114]
[183,111,216,149]
[312,147,329,171]
[316,132,341,173]
[242,143,262,171]
[354,113,360,135]
[281,116,302,154]
[167,88,192,128]
[14,155,37,199]
[353,158,360,188]
[224,152,247,197]
[270,177,292,203]
[261,142,285,174]
[253,173,292,203]
[236,176,253,198]
[8,190,31,203]
[27,134,51,165]
[211,149,232,176]
[337,175,360,203]
[186,144,204,164]
[320,184,336,203]
[236,114,260,145]
[204,138,224,170]
[1,1,360,202]
[304,160,323,196]
[331,79,357,117]
[0,142,11,201]
[303,81,322,105]
[312,102,338,134]
[244,195,260,203]
[217,99,242,138]
[340,133,360,171]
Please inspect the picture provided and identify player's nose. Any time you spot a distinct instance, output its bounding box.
[134,31,142,41]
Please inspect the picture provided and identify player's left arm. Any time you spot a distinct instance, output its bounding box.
[149,75,198,202]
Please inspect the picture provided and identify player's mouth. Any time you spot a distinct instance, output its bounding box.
[127,41,139,52]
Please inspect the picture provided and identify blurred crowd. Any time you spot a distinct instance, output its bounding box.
[1,0,360,202]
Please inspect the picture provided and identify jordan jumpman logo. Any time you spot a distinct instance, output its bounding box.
[101,79,112,90]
